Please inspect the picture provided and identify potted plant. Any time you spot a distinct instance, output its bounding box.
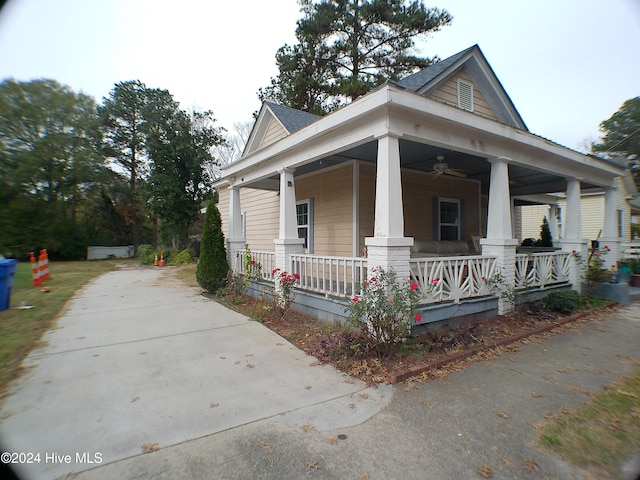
[618,259,632,284]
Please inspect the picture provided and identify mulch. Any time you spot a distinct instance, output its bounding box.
[213,292,618,385]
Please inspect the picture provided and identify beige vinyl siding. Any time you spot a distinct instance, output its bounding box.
[615,177,631,241]
[581,195,605,241]
[402,170,481,244]
[297,164,354,256]
[217,188,231,238]
[358,163,376,255]
[260,117,287,148]
[518,205,550,241]
[218,187,280,252]
[358,163,481,251]
[427,68,499,122]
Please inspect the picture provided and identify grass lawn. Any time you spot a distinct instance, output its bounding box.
[0,259,123,396]
[536,366,640,477]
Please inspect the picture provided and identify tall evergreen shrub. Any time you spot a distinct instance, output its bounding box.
[196,200,228,292]
[537,216,553,247]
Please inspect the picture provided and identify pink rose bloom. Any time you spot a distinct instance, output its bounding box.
[352,297,359,303]
[410,283,418,291]
[293,273,300,280]
[415,315,422,323]
[432,278,439,285]
[370,277,376,282]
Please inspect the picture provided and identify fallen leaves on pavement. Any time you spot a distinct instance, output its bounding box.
[141,443,159,453]
[477,464,493,478]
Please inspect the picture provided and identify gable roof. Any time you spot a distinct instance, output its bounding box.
[396,45,476,92]
[396,44,527,131]
[264,101,320,134]
[242,101,321,157]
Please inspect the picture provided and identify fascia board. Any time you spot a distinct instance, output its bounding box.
[386,88,623,186]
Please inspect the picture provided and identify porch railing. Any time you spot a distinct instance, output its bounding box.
[289,254,367,297]
[622,242,640,258]
[235,250,572,303]
[409,255,498,304]
[514,251,571,289]
[235,249,277,281]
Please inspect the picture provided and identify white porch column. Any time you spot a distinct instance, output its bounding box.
[557,178,588,292]
[274,168,304,272]
[601,186,621,266]
[480,157,518,315]
[227,185,246,272]
[364,134,413,279]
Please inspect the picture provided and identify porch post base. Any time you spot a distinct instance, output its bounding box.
[364,237,414,280]
[274,238,305,272]
[480,238,518,315]
[557,238,588,294]
[227,238,246,274]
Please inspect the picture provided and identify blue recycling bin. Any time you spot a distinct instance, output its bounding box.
[0,259,18,312]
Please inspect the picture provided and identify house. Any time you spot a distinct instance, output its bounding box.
[213,45,626,328]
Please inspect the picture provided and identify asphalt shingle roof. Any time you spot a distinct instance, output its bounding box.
[265,101,320,133]
[395,45,478,92]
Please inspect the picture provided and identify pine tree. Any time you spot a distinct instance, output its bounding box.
[259,0,452,114]
[196,200,228,292]
[539,216,553,247]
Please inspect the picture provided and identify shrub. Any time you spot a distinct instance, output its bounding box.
[536,216,553,247]
[137,244,157,265]
[344,267,423,357]
[271,268,300,318]
[543,290,580,313]
[169,248,193,266]
[196,200,229,293]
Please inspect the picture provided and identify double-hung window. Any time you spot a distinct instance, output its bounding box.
[296,199,313,252]
[438,198,461,241]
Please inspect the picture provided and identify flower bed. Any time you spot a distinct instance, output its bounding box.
[212,289,616,385]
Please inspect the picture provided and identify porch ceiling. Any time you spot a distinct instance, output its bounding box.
[249,138,600,197]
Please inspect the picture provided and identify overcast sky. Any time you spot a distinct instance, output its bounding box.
[0,0,638,152]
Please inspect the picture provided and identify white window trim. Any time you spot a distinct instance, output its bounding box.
[457,79,474,112]
[438,198,461,241]
[296,198,314,253]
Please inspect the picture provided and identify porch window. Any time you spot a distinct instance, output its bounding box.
[296,198,314,252]
[618,209,623,237]
[439,198,461,241]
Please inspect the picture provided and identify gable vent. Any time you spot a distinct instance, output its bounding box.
[457,79,474,111]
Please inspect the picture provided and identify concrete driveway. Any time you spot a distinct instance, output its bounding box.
[0,266,391,480]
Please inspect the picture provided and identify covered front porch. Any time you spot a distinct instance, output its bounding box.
[216,84,625,326]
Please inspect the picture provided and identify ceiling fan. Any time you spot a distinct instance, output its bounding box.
[431,155,467,179]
